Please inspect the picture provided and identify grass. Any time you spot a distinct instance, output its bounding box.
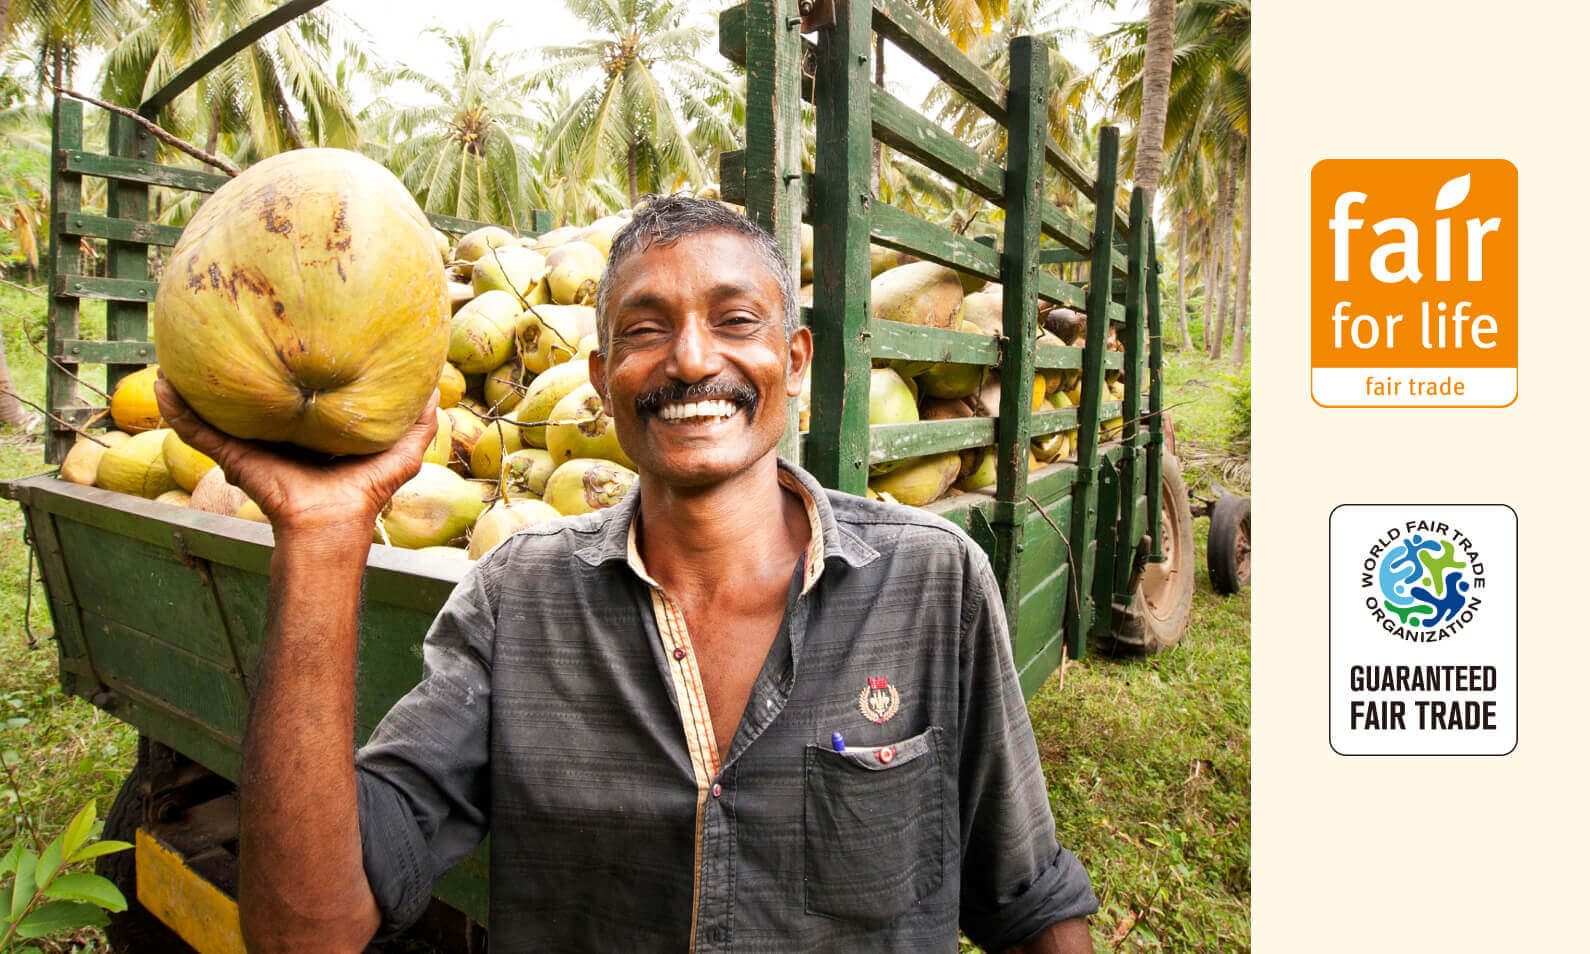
[1,281,131,953]
[0,283,1250,953]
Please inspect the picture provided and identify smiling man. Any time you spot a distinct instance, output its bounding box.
[157,195,1096,953]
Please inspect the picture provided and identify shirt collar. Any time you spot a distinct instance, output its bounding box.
[576,458,878,579]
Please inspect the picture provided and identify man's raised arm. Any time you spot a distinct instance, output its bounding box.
[156,380,437,954]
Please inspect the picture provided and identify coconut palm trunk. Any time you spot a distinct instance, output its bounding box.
[1230,145,1252,368]
[1131,0,1176,207]
[1175,206,1192,350]
[1198,221,1211,349]
[1208,145,1236,359]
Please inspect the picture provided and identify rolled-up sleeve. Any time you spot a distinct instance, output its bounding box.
[955,548,1098,951]
[354,563,496,937]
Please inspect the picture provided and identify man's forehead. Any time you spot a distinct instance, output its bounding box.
[610,229,781,304]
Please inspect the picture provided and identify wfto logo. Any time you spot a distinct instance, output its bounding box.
[1361,519,1486,643]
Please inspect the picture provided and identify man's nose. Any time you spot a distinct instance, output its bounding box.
[665,318,724,382]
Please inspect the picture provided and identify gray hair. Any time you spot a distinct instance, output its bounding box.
[593,194,800,352]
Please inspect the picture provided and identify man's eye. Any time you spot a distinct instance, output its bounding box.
[721,313,758,327]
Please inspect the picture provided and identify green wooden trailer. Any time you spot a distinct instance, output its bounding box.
[1,0,1191,949]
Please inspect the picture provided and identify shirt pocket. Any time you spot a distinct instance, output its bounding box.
[802,726,948,924]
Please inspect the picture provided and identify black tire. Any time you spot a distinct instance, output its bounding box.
[1101,450,1196,654]
[98,741,200,954]
[1207,494,1251,595]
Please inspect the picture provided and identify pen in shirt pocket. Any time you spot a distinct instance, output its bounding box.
[830,731,846,752]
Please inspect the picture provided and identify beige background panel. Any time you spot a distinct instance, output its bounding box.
[1255,1,1590,950]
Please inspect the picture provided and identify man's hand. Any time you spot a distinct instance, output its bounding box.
[154,377,438,535]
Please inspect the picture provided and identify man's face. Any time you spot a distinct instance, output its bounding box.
[589,229,812,490]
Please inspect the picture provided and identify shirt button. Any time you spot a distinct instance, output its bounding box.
[878,746,895,764]
[711,782,723,798]
[673,647,686,660]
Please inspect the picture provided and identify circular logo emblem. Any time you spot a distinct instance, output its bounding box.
[1362,520,1485,642]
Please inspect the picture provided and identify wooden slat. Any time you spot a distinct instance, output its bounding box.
[106,117,154,395]
[53,274,157,303]
[869,319,999,366]
[871,85,1003,200]
[1145,218,1165,560]
[991,36,1047,631]
[55,339,155,364]
[57,211,183,247]
[1046,137,1130,236]
[806,0,875,496]
[1068,125,1119,657]
[1034,341,1082,370]
[1037,272,1086,310]
[1030,407,1079,436]
[718,149,747,205]
[1112,188,1149,601]
[870,202,1001,283]
[718,2,748,63]
[867,417,995,465]
[60,150,228,193]
[46,97,85,465]
[870,0,1004,121]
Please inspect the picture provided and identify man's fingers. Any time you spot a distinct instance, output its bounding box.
[392,391,442,459]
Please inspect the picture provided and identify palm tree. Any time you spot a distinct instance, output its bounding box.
[3,0,123,90]
[1132,0,1174,205]
[532,0,741,210]
[98,0,358,170]
[361,23,545,231]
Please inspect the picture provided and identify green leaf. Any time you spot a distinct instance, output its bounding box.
[14,900,109,939]
[10,848,37,920]
[67,840,132,863]
[32,836,61,891]
[60,800,96,863]
[42,873,126,912]
[0,840,20,877]
[0,883,13,920]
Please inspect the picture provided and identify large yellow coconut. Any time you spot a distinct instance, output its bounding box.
[547,383,635,469]
[189,466,248,515]
[153,149,448,455]
[95,429,177,498]
[467,498,562,559]
[453,226,516,264]
[545,241,604,305]
[516,304,593,374]
[155,489,192,508]
[958,291,1003,334]
[162,430,217,492]
[543,458,637,516]
[868,369,921,476]
[1032,430,1071,463]
[501,448,557,499]
[512,360,590,447]
[110,367,163,434]
[919,361,986,401]
[470,419,524,480]
[448,290,522,373]
[868,452,960,507]
[379,463,487,549]
[871,262,962,329]
[471,245,546,300]
[955,447,997,492]
[60,431,130,485]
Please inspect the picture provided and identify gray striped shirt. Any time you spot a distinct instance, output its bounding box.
[355,459,1096,952]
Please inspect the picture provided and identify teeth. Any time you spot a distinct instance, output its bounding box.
[659,400,738,421]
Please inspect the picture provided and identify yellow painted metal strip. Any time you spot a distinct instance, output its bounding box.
[135,828,247,954]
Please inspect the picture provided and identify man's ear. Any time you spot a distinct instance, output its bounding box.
[588,350,613,416]
[785,326,813,397]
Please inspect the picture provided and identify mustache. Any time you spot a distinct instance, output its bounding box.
[635,378,759,416]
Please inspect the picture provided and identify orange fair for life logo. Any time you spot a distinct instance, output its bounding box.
[1310,160,1517,407]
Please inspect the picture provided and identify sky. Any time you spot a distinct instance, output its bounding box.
[327,0,1134,115]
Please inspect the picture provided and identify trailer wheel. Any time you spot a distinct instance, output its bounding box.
[1207,494,1251,595]
[1103,451,1195,654]
[98,742,199,954]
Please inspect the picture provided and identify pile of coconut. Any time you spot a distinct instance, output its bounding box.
[60,185,1130,556]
